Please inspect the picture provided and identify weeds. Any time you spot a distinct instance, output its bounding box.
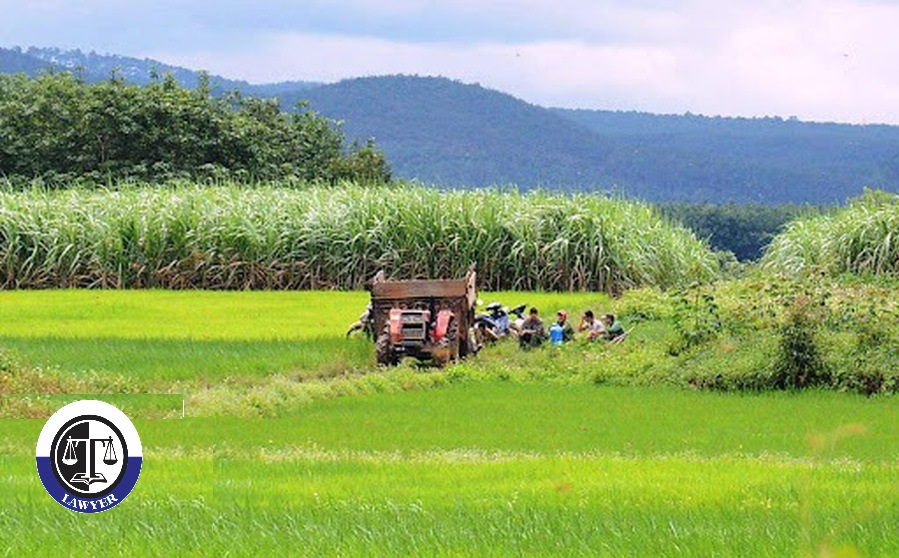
[668,284,722,356]
[770,295,830,390]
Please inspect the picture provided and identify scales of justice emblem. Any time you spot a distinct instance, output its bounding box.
[36,400,142,513]
[54,416,126,492]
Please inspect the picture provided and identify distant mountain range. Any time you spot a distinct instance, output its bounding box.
[295,77,899,204]
[3,46,898,204]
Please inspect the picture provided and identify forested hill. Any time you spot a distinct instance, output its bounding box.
[292,76,899,204]
[553,108,899,204]
[286,76,613,188]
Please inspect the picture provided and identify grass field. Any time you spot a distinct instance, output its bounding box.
[2,290,899,556]
[3,384,898,556]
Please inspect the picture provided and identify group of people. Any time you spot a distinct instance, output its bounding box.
[518,307,625,349]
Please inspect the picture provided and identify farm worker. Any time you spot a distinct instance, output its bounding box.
[475,320,500,349]
[554,310,575,343]
[601,313,626,341]
[345,303,374,339]
[578,309,605,341]
[518,307,545,349]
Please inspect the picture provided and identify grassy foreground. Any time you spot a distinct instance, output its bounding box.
[3,383,899,556]
[2,289,899,556]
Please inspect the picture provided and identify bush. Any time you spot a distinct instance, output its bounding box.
[770,295,830,390]
[668,284,722,355]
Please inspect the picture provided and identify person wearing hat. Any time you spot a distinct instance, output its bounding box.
[552,309,575,344]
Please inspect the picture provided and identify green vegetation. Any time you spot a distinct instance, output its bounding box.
[289,74,899,204]
[763,190,899,276]
[1,56,899,556]
[0,183,717,291]
[0,290,370,386]
[0,72,389,184]
[5,55,899,204]
[659,202,820,261]
[2,282,899,555]
[0,290,603,418]
[1,280,898,422]
[0,177,897,556]
[3,384,898,556]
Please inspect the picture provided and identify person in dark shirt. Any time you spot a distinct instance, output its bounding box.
[518,307,545,349]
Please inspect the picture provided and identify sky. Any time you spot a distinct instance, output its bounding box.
[3,0,899,125]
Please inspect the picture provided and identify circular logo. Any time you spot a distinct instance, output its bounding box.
[36,400,142,513]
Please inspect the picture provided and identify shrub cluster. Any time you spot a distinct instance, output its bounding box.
[762,190,899,277]
[676,277,899,395]
[668,284,722,356]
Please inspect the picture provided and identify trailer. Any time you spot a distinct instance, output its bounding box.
[369,268,477,366]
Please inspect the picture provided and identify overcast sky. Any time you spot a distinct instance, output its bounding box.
[3,0,898,124]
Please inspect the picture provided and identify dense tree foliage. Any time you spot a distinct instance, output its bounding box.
[659,203,820,261]
[0,72,390,184]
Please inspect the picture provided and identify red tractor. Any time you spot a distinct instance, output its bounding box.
[369,268,477,366]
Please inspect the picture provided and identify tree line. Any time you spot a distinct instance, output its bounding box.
[0,71,391,185]
[658,202,822,261]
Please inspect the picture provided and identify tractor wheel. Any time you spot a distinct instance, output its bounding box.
[375,326,395,366]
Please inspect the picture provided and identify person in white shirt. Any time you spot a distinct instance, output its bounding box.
[578,309,606,341]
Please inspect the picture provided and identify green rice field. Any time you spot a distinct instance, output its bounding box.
[2,290,898,556]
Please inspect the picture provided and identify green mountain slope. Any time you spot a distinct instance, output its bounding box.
[555,108,899,203]
[289,75,614,189]
[290,76,899,203]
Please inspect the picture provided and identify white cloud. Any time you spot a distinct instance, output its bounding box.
[11,0,899,124]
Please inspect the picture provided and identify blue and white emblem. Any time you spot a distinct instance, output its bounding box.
[36,400,142,513]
